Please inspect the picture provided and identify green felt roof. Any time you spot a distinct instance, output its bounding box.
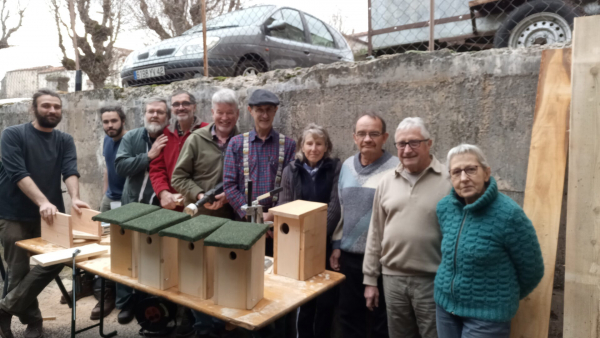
[91,203,160,225]
[204,221,269,250]
[121,209,191,235]
[158,215,229,242]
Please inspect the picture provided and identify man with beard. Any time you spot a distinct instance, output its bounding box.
[100,106,127,212]
[149,90,207,212]
[113,97,170,325]
[0,89,90,338]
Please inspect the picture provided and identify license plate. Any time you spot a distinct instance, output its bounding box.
[134,66,165,80]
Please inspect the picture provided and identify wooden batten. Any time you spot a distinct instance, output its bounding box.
[247,236,265,309]
[110,224,133,277]
[299,210,327,281]
[138,233,178,290]
[178,239,205,298]
[70,207,102,238]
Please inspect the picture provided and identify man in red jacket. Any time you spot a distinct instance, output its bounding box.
[149,90,208,211]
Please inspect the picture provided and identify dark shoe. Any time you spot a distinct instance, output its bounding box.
[59,277,94,304]
[0,310,14,338]
[90,292,116,320]
[23,320,43,338]
[117,302,136,325]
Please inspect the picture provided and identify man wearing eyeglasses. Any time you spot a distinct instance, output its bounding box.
[363,117,451,338]
[149,90,208,212]
[330,113,399,338]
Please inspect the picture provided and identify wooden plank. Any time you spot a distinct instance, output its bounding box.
[16,237,345,331]
[110,224,132,277]
[72,230,101,240]
[247,235,265,309]
[204,245,215,299]
[273,216,279,275]
[509,48,571,338]
[70,208,101,237]
[275,218,300,279]
[161,236,178,290]
[468,0,499,7]
[269,200,327,220]
[41,212,73,248]
[138,233,161,289]
[214,247,249,309]
[179,239,204,298]
[564,15,600,338]
[31,244,107,267]
[300,210,327,281]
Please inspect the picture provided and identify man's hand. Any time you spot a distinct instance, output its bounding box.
[329,249,341,271]
[71,199,90,214]
[197,193,205,201]
[39,202,58,225]
[147,134,168,160]
[205,193,228,210]
[364,285,380,311]
[159,191,181,210]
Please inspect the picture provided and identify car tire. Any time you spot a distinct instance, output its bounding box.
[235,59,265,77]
[493,0,578,48]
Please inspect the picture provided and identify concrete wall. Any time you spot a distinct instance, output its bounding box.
[0,45,566,336]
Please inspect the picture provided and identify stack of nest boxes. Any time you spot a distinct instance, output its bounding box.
[92,204,270,310]
[158,215,229,299]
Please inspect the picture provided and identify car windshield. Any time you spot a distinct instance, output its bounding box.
[183,5,275,35]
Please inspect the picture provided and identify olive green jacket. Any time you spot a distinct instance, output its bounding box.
[171,123,240,219]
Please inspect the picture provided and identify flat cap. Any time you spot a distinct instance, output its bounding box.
[248,89,280,106]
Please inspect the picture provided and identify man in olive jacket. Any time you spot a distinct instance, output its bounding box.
[171,89,240,335]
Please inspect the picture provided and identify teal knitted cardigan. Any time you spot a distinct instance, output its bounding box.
[434,177,544,322]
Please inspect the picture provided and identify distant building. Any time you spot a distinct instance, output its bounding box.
[0,47,133,99]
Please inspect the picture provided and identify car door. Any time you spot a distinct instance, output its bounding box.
[264,9,314,70]
[302,14,342,65]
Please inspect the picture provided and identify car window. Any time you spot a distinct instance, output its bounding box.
[304,14,335,48]
[265,9,306,43]
[183,5,275,35]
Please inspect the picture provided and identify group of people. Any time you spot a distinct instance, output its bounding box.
[0,87,545,338]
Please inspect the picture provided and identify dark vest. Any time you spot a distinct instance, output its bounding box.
[289,157,339,204]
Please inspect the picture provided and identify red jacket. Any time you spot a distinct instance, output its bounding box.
[150,119,208,210]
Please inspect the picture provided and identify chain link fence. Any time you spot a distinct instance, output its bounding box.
[120,1,600,87]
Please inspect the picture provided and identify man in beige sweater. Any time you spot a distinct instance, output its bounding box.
[363,117,451,338]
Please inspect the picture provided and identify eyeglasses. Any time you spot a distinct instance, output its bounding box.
[450,166,479,178]
[172,101,192,108]
[355,131,383,139]
[395,139,429,150]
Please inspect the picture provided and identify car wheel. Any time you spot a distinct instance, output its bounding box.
[493,0,578,48]
[236,59,265,77]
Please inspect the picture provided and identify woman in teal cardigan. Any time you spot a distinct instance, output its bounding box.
[434,144,544,338]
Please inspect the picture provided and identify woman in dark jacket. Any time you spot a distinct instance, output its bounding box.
[279,123,341,338]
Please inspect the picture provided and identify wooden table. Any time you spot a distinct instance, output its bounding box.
[16,237,345,331]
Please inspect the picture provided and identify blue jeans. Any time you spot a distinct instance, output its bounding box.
[436,305,510,338]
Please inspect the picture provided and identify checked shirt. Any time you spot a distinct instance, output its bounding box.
[224,128,296,218]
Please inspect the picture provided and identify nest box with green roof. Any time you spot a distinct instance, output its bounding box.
[121,208,191,290]
[159,215,228,299]
[92,202,160,277]
[204,221,269,310]
[269,200,328,281]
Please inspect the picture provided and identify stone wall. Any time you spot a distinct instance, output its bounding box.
[0,45,566,336]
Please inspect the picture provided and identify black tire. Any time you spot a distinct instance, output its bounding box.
[493,0,578,48]
[235,59,266,77]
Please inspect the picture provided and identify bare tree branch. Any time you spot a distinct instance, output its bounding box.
[0,0,26,49]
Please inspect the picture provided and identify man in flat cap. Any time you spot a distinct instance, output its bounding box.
[223,89,296,255]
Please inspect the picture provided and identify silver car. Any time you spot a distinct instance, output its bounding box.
[121,5,354,87]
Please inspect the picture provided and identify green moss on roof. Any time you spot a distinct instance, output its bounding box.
[91,203,160,225]
[121,209,191,235]
[204,221,269,250]
[159,215,228,242]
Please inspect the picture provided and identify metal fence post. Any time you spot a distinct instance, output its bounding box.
[202,0,208,77]
[368,0,373,56]
[429,0,435,51]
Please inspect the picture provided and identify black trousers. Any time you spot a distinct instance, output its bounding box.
[339,251,389,338]
[297,246,339,338]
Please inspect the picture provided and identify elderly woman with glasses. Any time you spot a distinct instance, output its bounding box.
[279,123,342,338]
[434,144,544,338]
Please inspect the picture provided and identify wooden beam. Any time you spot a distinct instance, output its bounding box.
[41,212,73,248]
[510,48,571,338]
[31,244,107,267]
[564,15,600,338]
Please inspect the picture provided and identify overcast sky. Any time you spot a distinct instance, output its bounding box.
[0,0,367,89]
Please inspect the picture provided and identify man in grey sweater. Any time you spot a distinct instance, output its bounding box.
[330,113,398,338]
[363,117,451,338]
